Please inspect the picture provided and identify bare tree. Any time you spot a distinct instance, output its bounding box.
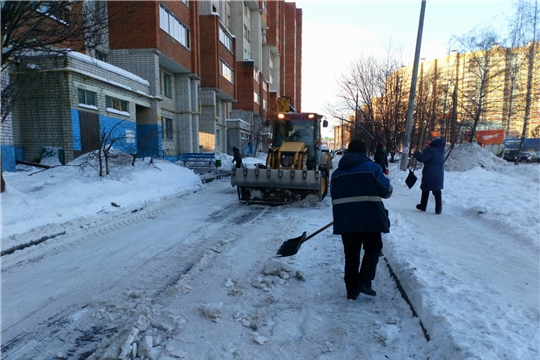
[507,0,540,163]
[497,0,540,161]
[1,1,138,122]
[451,26,506,143]
[1,1,138,192]
[328,45,407,158]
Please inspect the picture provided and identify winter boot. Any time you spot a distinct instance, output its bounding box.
[416,191,429,211]
[358,281,377,297]
[434,190,442,214]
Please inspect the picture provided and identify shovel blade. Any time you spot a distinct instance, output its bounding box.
[405,170,417,189]
[275,232,307,257]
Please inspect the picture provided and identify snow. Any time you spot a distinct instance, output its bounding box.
[67,51,150,86]
[1,143,539,359]
[21,50,150,86]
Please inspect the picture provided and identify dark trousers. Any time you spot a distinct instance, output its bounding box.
[341,232,383,294]
[419,190,442,212]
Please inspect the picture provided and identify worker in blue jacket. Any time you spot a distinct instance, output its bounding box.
[331,139,393,300]
[414,137,445,214]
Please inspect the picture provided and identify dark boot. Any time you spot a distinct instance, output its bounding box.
[358,249,379,297]
[358,283,377,296]
[416,191,429,211]
[433,190,442,214]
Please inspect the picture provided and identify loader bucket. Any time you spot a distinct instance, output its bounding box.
[231,166,327,205]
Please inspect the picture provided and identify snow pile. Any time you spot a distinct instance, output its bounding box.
[444,143,508,172]
[1,152,202,240]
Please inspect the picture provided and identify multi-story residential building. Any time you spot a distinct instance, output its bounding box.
[388,42,539,152]
[228,0,303,154]
[1,0,303,172]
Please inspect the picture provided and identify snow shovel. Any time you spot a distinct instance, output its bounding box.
[275,221,334,257]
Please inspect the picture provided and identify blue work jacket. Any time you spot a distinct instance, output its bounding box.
[331,153,393,235]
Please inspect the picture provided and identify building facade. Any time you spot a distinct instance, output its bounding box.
[1,0,303,172]
[389,42,540,152]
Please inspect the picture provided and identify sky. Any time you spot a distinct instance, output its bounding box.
[295,0,516,129]
[1,145,539,358]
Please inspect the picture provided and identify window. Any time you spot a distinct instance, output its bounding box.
[37,2,70,24]
[106,95,128,112]
[78,89,96,106]
[253,69,260,83]
[219,27,233,52]
[163,117,173,140]
[263,99,267,110]
[161,71,172,97]
[254,91,260,105]
[95,51,107,62]
[95,1,107,22]
[220,60,234,84]
[244,24,250,41]
[160,4,191,49]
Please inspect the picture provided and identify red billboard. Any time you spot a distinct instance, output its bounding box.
[474,130,505,145]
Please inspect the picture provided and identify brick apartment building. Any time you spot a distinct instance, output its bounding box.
[1,0,303,171]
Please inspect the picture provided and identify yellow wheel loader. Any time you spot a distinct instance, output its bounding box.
[231,98,330,204]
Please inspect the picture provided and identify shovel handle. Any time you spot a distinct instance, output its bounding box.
[304,221,334,243]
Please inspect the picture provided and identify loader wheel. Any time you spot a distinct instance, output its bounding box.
[321,171,329,200]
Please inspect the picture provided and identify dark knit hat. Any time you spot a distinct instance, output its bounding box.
[348,139,367,154]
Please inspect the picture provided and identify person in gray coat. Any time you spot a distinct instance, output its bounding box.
[414,137,445,214]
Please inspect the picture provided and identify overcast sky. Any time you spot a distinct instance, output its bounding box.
[295,0,515,133]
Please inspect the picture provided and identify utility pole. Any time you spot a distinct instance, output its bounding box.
[400,0,427,170]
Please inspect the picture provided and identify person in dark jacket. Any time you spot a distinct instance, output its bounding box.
[374,143,389,174]
[414,137,445,214]
[331,139,393,300]
[232,146,242,168]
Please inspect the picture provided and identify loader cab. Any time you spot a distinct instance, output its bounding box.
[273,112,325,168]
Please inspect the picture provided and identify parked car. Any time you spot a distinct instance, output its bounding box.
[321,145,330,154]
[503,149,534,162]
[530,151,540,163]
[503,149,520,162]
[520,152,533,162]
[321,145,333,169]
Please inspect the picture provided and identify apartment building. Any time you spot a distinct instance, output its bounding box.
[1,0,303,171]
[389,43,539,151]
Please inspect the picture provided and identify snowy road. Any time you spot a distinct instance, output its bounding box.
[1,178,429,359]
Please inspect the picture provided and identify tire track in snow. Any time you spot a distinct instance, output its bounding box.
[0,182,271,359]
